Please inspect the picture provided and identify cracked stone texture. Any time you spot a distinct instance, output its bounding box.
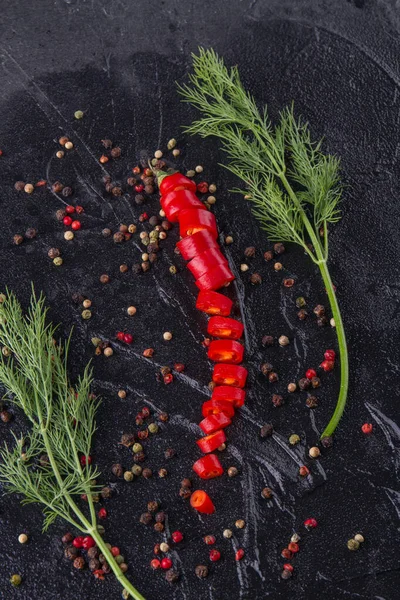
[0,1,400,599]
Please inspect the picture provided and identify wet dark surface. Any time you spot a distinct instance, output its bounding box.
[0,1,400,599]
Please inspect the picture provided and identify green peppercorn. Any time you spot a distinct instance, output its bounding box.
[169,265,177,275]
[123,471,134,482]
[115,554,125,565]
[289,434,300,445]
[296,297,306,308]
[131,465,142,476]
[347,538,360,551]
[81,309,92,320]
[91,337,101,347]
[74,110,84,119]
[132,443,143,453]
[148,423,159,434]
[53,257,63,266]
[10,574,22,587]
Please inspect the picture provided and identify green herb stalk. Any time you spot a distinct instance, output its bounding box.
[0,290,145,600]
[178,48,348,439]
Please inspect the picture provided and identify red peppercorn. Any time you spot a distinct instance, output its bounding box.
[361,423,373,434]
[75,205,84,214]
[163,374,173,385]
[123,333,133,344]
[305,369,317,380]
[135,184,144,193]
[72,536,84,548]
[288,542,299,553]
[209,549,221,562]
[197,181,209,194]
[111,546,120,557]
[71,220,81,231]
[320,360,335,372]
[98,508,107,519]
[63,216,73,226]
[141,407,150,418]
[132,166,141,174]
[202,338,211,348]
[93,569,105,580]
[283,563,294,572]
[150,559,161,570]
[116,331,125,341]
[203,535,216,545]
[65,205,75,214]
[281,548,293,559]
[235,549,245,561]
[299,466,310,477]
[304,518,318,529]
[82,536,96,550]
[324,349,336,361]
[80,455,92,466]
[172,531,183,543]
[161,558,172,570]
[174,363,185,373]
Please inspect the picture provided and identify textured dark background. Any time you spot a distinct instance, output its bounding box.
[0,1,400,599]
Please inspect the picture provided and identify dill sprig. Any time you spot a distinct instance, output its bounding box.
[178,48,349,439]
[0,289,145,600]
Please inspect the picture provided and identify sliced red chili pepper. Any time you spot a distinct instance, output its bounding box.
[195,290,233,316]
[195,263,235,291]
[207,316,244,340]
[192,454,224,479]
[188,248,228,279]
[161,189,206,223]
[190,489,215,514]
[197,430,226,454]
[212,386,246,407]
[176,229,219,261]
[157,170,197,196]
[199,412,232,434]
[179,208,218,238]
[202,399,235,418]
[212,364,248,388]
[208,339,244,364]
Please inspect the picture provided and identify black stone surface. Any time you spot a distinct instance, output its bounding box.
[0,1,400,599]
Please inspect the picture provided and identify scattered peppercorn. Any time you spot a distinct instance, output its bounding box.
[64,545,79,560]
[274,242,285,254]
[111,463,123,478]
[99,274,110,284]
[272,394,284,407]
[13,234,24,245]
[164,448,176,459]
[227,466,238,477]
[154,522,165,533]
[235,519,245,529]
[14,181,25,191]
[261,487,273,499]
[165,568,179,583]
[140,512,152,525]
[260,362,273,376]
[347,538,360,551]
[195,565,208,579]
[73,557,85,570]
[321,436,333,448]
[250,273,262,285]
[278,335,290,346]
[289,434,300,445]
[268,372,279,383]
[313,304,325,317]
[298,378,311,391]
[262,335,274,346]
[260,424,273,438]
[288,382,297,393]
[10,574,22,587]
[48,247,60,259]
[283,278,295,288]
[264,250,273,261]
[296,297,306,308]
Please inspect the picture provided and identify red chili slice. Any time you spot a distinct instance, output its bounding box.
[201,399,235,418]
[208,339,244,364]
[192,454,224,479]
[207,316,244,339]
[188,248,228,279]
[176,229,219,261]
[157,171,197,196]
[179,208,218,238]
[195,263,235,291]
[190,490,215,514]
[161,189,206,223]
[199,412,232,434]
[195,290,233,316]
[212,386,246,407]
[212,364,248,388]
[196,430,226,454]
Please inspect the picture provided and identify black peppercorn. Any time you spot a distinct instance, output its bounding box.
[264,250,274,261]
[141,262,150,273]
[165,569,179,583]
[262,335,274,346]
[147,242,159,253]
[260,362,273,376]
[64,545,78,560]
[261,487,273,499]
[311,377,320,388]
[14,181,25,191]
[281,569,292,580]
[298,377,311,391]
[317,316,328,326]
[250,273,262,285]
[139,512,153,525]
[113,232,125,243]
[13,234,23,245]
[62,186,73,197]
[47,247,60,259]
[52,181,64,193]
[132,263,142,274]
[260,424,273,438]
[120,433,135,447]
[155,511,165,523]
[62,533,73,544]
[321,436,333,448]
[102,563,111,574]
[111,463,123,478]
[87,547,99,560]
[111,147,121,158]
[274,242,285,255]
[297,309,308,320]
[313,304,325,317]
[102,228,112,237]
[101,139,113,149]
[244,246,256,257]
[105,183,114,193]
[272,394,284,407]
[142,468,152,479]
[306,396,318,409]
[268,372,279,383]
[25,228,37,239]
[164,448,176,459]
[133,451,146,463]
[73,557,85,570]
[56,208,66,221]
[135,194,144,204]
[195,564,208,578]
[112,186,122,197]
[179,487,192,499]
[149,252,157,263]
[89,558,101,572]
[101,486,112,499]
[0,410,12,423]
[154,522,164,532]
